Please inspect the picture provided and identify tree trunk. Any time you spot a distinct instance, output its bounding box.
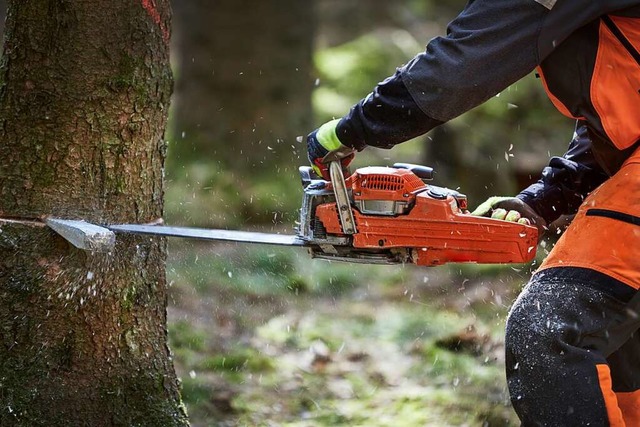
[0,1,187,425]
[169,0,315,172]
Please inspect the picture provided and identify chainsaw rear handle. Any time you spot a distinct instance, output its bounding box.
[392,163,434,180]
[304,162,434,182]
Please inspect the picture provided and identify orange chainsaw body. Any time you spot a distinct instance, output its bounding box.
[311,166,537,266]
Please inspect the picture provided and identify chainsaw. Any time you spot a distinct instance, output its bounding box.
[106,162,538,266]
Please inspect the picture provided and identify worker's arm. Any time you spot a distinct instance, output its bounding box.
[334,0,637,150]
[516,122,609,225]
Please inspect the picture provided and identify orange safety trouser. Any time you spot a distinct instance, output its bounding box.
[506,268,640,426]
[507,154,640,426]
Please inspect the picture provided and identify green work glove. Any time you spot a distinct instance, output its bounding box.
[472,196,547,239]
[306,119,356,180]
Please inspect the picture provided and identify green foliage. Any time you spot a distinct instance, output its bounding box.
[197,349,274,374]
[167,242,408,297]
[178,376,221,419]
[180,377,214,406]
[168,244,304,296]
[452,75,574,157]
[165,160,304,228]
[314,31,421,122]
[170,319,207,353]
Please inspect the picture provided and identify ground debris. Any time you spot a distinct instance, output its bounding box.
[308,339,332,372]
[434,325,491,356]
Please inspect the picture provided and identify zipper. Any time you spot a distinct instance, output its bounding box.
[586,208,640,226]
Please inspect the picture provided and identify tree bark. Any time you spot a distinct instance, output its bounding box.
[0,1,187,425]
[169,0,315,172]
[0,0,6,43]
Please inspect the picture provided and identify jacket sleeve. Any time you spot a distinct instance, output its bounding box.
[516,121,609,225]
[335,0,636,150]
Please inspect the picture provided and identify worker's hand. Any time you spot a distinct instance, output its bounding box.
[472,196,547,239]
[307,119,355,180]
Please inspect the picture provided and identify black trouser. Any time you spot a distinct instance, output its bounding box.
[505,267,640,426]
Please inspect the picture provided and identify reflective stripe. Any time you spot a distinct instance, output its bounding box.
[586,208,640,226]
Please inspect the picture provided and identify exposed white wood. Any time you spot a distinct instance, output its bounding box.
[46,218,115,252]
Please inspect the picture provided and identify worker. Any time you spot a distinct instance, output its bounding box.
[306,2,640,425]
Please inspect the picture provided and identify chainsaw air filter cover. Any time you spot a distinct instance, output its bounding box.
[352,167,426,216]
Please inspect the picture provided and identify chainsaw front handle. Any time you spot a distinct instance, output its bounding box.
[329,161,357,235]
[321,145,356,163]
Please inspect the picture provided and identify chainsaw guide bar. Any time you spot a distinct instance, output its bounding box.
[108,224,305,246]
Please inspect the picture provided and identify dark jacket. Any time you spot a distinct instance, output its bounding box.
[335,0,640,225]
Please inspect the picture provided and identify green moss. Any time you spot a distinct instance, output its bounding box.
[251,250,295,275]
[121,285,136,311]
[106,53,140,93]
[169,320,207,352]
[171,347,199,367]
[1,271,42,301]
[179,377,215,406]
[196,348,274,373]
[0,361,187,426]
[285,275,309,294]
[303,412,353,425]
[106,372,189,426]
[32,157,56,188]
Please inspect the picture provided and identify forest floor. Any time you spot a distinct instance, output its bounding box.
[166,241,538,426]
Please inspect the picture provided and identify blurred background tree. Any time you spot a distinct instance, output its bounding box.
[167,0,315,226]
[170,0,314,169]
